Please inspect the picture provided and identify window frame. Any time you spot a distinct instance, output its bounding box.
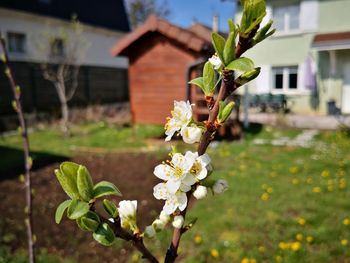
[7,31,27,54]
[272,66,299,94]
[272,2,301,34]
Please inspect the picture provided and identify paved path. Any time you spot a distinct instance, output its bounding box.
[241,113,350,130]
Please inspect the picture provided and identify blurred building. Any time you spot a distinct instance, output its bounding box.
[0,0,130,120]
[111,15,217,124]
[236,0,350,115]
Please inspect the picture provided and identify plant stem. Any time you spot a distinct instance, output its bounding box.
[164,29,257,263]
[0,38,36,263]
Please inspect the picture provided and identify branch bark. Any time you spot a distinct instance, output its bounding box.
[0,38,36,263]
[164,30,257,263]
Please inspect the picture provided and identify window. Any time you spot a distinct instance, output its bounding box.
[273,3,300,33]
[7,32,26,53]
[272,66,298,92]
[50,38,65,57]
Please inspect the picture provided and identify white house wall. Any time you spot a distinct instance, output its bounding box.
[0,8,128,68]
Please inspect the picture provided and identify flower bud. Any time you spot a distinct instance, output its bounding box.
[144,225,156,238]
[181,126,202,144]
[159,210,170,224]
[213,179,229,194]
[193,185,208,199]
[152,219,166,232]
[118,200,138,232]
[172,215,184,229]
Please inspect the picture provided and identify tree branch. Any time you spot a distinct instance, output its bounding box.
[0,38,36,263]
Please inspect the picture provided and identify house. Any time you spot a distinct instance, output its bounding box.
[111,15,215,124]
[236,0,350,115]
[0,0,130,118]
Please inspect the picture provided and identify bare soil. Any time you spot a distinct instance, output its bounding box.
[0,152,164,262]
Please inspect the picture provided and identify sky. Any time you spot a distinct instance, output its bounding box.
[161,0,237,32]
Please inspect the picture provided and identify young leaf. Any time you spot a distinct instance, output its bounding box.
[67,199,89,220]
[55,200,71,224]
[189,77,205,90]
[217,101,235,124]
[76,217,90,231]
[223,32,236,66]
[211,32,225,63]
[253,20,275,45]
[228,19,235,33]
[93,223,115,246]
[226,57,254,73]
[81,217,100,232]
[103,199,118,218]
[240,0,266,37]
[55,169,80,200]
[93,181,122,199]
[77,165,94,202]
[203,62,215,96]
[236,67,261,86]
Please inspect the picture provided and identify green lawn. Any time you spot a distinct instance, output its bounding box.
[1,123,349,262]
[149,129,350,263]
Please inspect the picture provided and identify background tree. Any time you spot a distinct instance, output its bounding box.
[36,16,90,136]
[125,0,171,29]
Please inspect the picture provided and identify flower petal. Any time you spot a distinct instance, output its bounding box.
[166,179,181,194]
[154,164,173,181]
[153,183,169,200]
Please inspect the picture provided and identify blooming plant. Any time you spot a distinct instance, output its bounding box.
[53,1,275,262]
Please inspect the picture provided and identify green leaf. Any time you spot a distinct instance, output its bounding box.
[93,223,115,246]
[223,32,236,66]
[93,181,122,199]
[103,199,118,218]
[228,19,235,33]
[226,57,255,73]
[77,165,94,202]
[240,0,266,37]
[236,67,261,86]
[67,199,89,220]
[189,77,204,90]
[217,101,235,124]
[211,32,225,63]
[76,211,100,231]
[203,62,215,96]
[253,20,275,45]
[55,168,80,200]
[55,200,71,224]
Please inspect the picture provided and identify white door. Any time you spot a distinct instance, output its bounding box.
[342,63,350,114]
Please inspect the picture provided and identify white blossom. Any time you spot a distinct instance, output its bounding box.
[181,126,202,144]
[118,200,138,231]
[152,219,166,232]
[153,153,195,193]
[208,54,222,70]
[172,215,184,229]
[153,182,187,215]
[193,185,208,199]
[144,225,156,238]
[159,210,170,224]
[183,151,211,184]
[165,101,193,141]
[213,179,229,194]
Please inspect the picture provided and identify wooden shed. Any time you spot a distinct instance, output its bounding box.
[111,15,213,124]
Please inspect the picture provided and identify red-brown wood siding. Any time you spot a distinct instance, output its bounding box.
[128,34,199,124]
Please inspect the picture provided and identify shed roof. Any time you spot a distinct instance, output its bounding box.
[313,31,350,51]
[111,15,211,56]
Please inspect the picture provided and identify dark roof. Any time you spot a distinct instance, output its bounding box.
[0,0,130,32]
[111,15,211,56]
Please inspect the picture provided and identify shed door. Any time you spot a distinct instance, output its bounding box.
[342,62,350,114]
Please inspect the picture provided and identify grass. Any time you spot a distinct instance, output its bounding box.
[149,128,350,263]
[1,123,350,262]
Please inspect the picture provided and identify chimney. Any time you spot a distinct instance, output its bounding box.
[212,15,219,32]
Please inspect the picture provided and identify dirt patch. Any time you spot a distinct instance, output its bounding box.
[0,152,165,263]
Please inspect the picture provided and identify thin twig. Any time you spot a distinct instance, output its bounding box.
[0,38,36,263]
[164,28,258,263]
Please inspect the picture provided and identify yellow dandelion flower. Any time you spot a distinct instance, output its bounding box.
[343,218,350,226]
[131,254,140,262]
[279,242,290,250]
[292,178,299,185]
[275,255,283,262]
[312,187,321,193]
[341,239,348,246]
[306,177,313,184]
[297,217,306,226]
[267,187,273,193]
[337,170,345,177]
[194,234,202,244]
[321,170,330,177]
[211,249,220,258]
[291,241,301,251]
[306,236,314,243]
[241,258,249,263]
[296,233,303,241]
[250,259,257,263]
[289,166,299,174]
[261,193,269,201]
